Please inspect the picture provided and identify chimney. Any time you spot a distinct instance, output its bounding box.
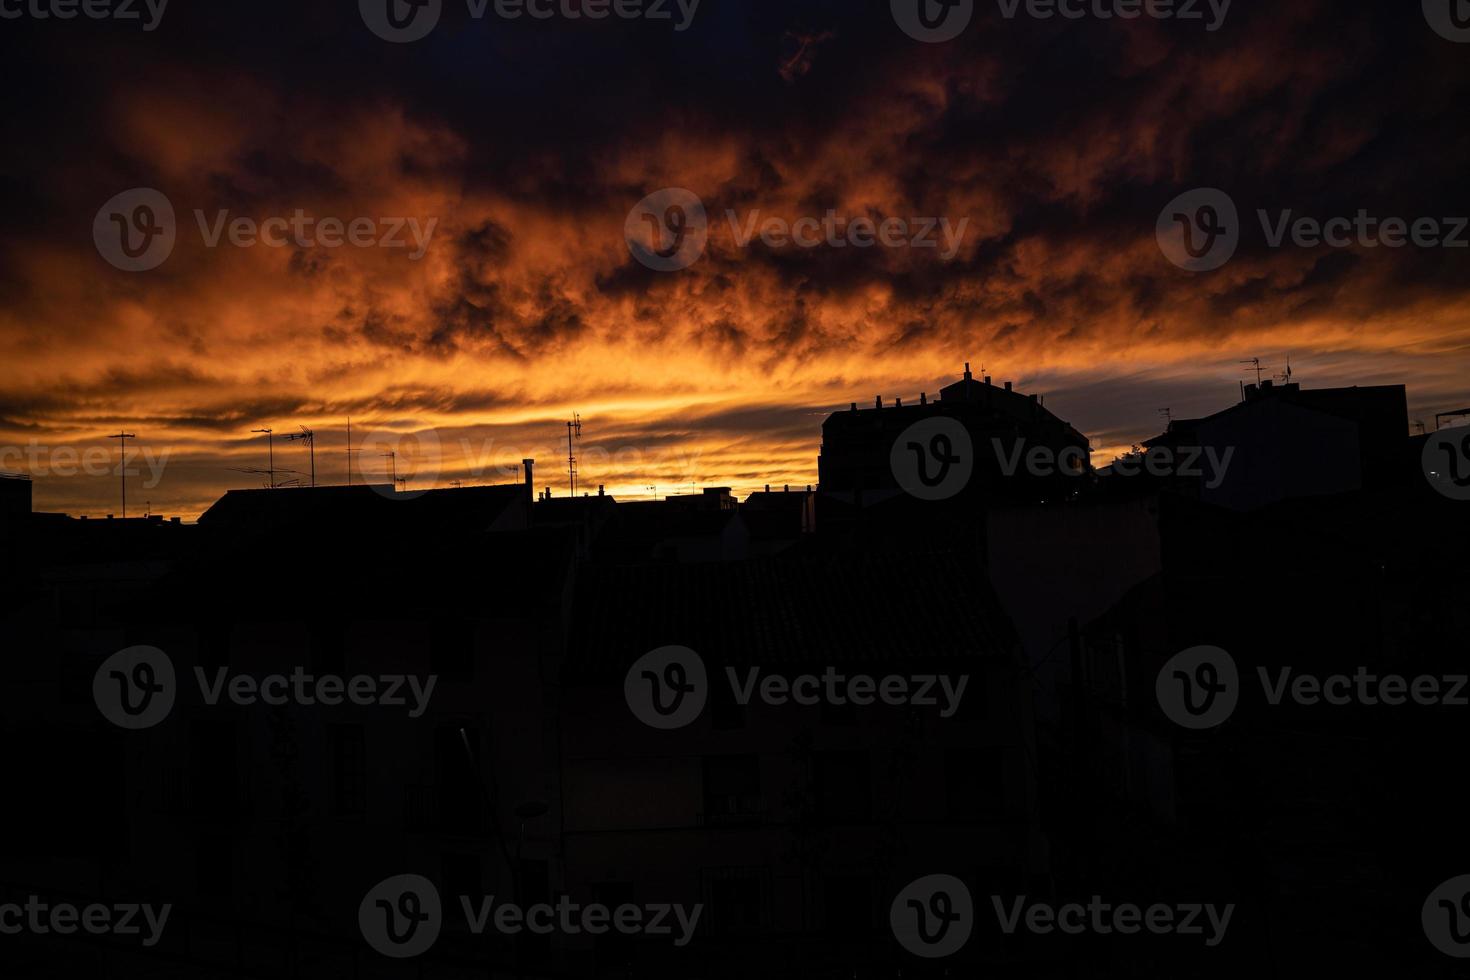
[783,484,789,492]
[764,484,770,493]
[963,362,972,380]
[875,396,882,409]
[850,402,857,411]
[598,484,605,496]
[984,375,992,385]
[920,392,927,405]
[805,484,811,492]
[1004,381,1012,392]
[895,397,902,407]
[523,458,535,510]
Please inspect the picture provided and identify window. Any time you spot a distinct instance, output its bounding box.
[191,719,239,821]
[823,874,873,933]
[700,868,768,935]
[196,832,233,899]
[436,726,483,835]
[591,880,634,973]
[432,619,474,683]
[311,621,345,676]
[442,851,482,900]
[944,746,1013,820]
[331,724,366,817]
[710,666,746,730]
[702,755,762,824]
[817,750,871,822]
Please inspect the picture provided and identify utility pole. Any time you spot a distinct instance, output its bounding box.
[109,432,136,518]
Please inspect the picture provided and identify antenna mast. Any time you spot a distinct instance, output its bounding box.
[108,431,137,518]
[566,413,582,498]
[345,418,367,486]
[1239,357,1264,386]
[285,426,316,487]
[252,428,276,488]
[382,450,398,490]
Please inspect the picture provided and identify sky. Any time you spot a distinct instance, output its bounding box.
[2,0,1468,518]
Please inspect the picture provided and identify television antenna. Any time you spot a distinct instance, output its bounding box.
[108,431,137,518]
[1239,358,1264,386]
[284,426,316,487]
[566,413,582,498]
[1276,354,1294,385]
[345,417,365,486]
[251,428,279,488]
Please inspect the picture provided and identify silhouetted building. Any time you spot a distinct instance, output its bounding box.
[741,485,815,556]
[198,481,530,541]
[818,364,1091,511]
[562,547,1041,975]
[1134,379,1410,510]
[0,471,30,547]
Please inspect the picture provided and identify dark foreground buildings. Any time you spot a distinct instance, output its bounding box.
[2,368,1468,977]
